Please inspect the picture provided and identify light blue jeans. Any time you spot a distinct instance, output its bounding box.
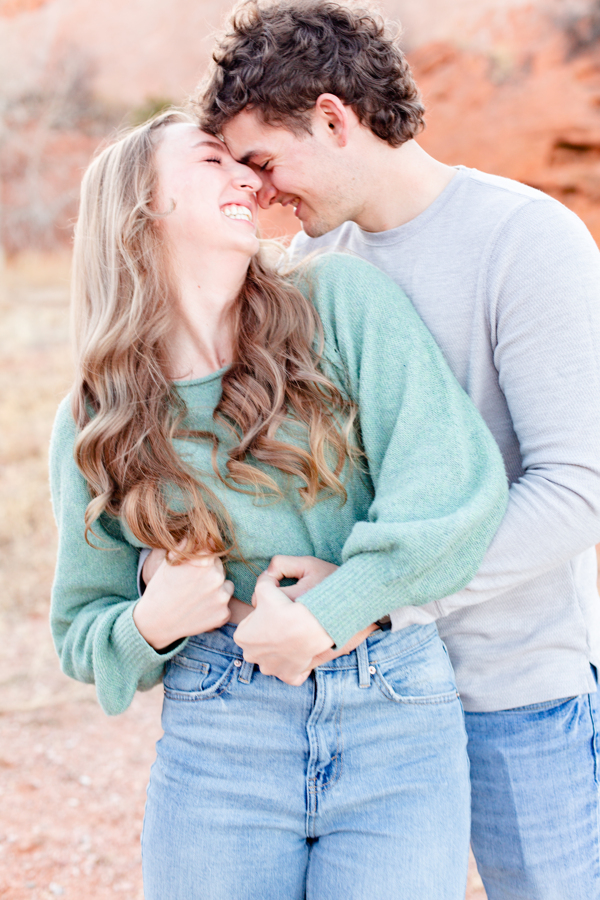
[142,622,470,899]
[466,685,600,900]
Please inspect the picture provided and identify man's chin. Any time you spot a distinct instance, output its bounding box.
[301,217,339,239]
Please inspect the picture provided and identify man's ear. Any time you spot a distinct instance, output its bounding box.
[313,93,352,147]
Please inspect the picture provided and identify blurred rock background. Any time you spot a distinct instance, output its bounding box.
[2,0,600,897]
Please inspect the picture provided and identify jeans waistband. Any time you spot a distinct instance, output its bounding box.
[183,621,440,671]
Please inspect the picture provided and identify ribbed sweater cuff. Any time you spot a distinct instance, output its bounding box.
[297,556,403,648]
[112,604,187,673]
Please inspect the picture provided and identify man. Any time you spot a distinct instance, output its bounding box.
[197,2,600,898]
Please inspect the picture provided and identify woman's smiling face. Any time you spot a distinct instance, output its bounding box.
[153,122,262,260]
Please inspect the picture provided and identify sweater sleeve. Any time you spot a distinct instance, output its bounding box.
[49,397,186,715]
[294,255,508,648]
[425,198,600,618]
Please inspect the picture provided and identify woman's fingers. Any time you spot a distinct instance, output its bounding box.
[142,548,167,586]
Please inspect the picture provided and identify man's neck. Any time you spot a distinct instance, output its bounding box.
[352,140,457,234]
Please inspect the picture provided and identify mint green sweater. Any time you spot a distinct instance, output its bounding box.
[49,255,508,715]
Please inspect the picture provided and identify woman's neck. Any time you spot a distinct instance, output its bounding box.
[168,250,249,381]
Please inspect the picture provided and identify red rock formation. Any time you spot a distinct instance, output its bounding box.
[411,4,600,242]
[0,0,49,16]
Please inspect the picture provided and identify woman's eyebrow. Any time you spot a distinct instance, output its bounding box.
[191,139,227,152]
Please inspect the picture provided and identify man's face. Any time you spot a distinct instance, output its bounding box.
[221,108,358,238]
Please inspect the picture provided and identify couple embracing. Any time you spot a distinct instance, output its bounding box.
[49,2,600,898]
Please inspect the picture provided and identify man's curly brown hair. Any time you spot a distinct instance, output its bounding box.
[197,0,425,147]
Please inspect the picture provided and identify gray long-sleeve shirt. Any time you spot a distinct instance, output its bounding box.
[290,166,600,711]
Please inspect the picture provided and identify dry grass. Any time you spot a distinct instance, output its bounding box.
[0,252,73,619]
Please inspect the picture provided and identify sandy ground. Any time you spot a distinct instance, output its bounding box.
[0,255,490,899]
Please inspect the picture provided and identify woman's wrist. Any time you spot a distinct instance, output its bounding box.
[132,596,177,651]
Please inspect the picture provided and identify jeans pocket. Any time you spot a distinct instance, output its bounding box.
[372,634,459,705]
[163,642,237,702]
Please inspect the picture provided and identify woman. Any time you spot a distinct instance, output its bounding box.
[50,109,507,899]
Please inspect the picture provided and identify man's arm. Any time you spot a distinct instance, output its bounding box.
[394,198,600,626]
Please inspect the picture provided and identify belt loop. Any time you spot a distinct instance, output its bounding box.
[238,659,255,684]
[356,641,371,689]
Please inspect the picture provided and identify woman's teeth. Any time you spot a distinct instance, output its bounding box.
[222,204,253,222]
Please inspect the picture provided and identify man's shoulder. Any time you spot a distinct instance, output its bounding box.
[464,168,548,204]
[290,168,593,266]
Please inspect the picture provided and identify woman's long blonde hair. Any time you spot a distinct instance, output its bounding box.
[71,109,357,561]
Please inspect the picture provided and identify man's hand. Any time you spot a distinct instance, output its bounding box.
[265,554,339,600]
[233,570,334,685]
[264,554,380,668]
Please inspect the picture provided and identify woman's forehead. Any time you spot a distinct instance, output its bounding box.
[160,122,229,156]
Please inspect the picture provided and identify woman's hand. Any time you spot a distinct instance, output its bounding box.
[233,570,334,685]
[133,552,233,651]
[308,623,380,667]
[142,548,167,588]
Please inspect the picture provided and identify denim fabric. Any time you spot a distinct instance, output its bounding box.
[466,687,600,899]
[142,623,470,900]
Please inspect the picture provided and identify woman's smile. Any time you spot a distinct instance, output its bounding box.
[221,203,255,224]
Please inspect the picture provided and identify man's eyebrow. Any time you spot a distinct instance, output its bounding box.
[239,150,262,166]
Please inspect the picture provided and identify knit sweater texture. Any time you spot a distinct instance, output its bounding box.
[49,254,507,715]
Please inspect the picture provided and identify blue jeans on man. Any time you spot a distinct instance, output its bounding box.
[466,682,600,899]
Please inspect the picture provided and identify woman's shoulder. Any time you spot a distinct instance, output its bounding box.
[293,251,420,343]
[51,394,77,446]
[299,250,399,291]
[49,394,79,484]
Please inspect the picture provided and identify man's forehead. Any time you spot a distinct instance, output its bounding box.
[221,109,303,163]
[222,111,274,154]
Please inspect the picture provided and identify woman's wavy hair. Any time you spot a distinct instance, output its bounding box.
[198,0,425,147]
[71,109,358,562]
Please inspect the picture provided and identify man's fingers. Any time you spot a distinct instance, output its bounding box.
[253,574,293,604]
[189,553,221,569]
[279,584,301,601]
[265,554,313,582]
[142,548,166,585]
[251,660,312,685]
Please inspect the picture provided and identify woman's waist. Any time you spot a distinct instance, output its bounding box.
[228,597,253,624]
[183,618,442,668]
